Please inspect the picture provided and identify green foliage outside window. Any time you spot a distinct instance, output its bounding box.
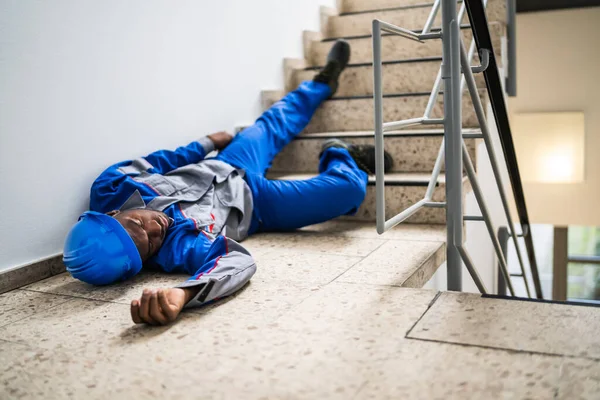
[567,226,600,300]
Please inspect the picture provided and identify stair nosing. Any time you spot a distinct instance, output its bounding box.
[323,87,485,101]
[328,91,434,101]
[267,172,455,187]
[292,129,481,139]
[321,24,471,42]
[338,2,437,17]
[304,56,442,71]
[339,0,465,17]
[366,180,437,187]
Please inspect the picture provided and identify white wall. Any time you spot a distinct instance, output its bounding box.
[508,7,600,226]
[0,0,335,271]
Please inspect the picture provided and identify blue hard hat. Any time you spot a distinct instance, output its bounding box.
[63,211,142,285]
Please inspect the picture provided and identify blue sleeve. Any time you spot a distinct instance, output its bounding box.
[152,228,256,308]
[89,137,215,212]
[176,235,257,308]
[151,225,214,274]
[143,137,215,175]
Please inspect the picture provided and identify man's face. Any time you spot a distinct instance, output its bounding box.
[110,209,171,262]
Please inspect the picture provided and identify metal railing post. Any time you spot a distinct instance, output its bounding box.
[372,20,386,235]
[370,0,538,298]
[497,227,510,295]
[464,0,543,298]
[441,0,463,291]
[459,39,530,297]
[463,143,515,296]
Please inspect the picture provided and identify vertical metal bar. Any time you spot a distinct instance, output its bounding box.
[463,143,515,296]
[372,20,386,235]
[506,0,517,96]
[553,227,568,301]
[459,39,531,298]
[460,39,477,93]
[424,0,487,120]
[457,245,488,293]
[425,139,445,200]
[460,0,487,93]
[456,1,467,24]
[464,0,543,299]
[497,227,510,295]
[423,69,443,119]
[422,0,441,34]
[441,0,463,292]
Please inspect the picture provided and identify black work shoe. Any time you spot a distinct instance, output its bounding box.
[320,138,394,175]
[313,40,351,95]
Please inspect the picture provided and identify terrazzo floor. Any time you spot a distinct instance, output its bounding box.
[1,221,599,399]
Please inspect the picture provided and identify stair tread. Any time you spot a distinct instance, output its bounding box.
[305,56,441,71]
[320,24,470,42]
[296,219,446,241]
[324,1,506,39]
[243,220,446,288]
[339,1,439,17]
[408,291,600,359]
[308,24,504,67]
[268,171,452,185]
[319,88,485,101]
[342,0,442,14]
[294,129,481,139]
[271,130,479,174]
[294,60,486,98]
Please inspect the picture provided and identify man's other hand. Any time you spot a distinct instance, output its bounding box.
[130,287,188,325]
[207,131,233,150]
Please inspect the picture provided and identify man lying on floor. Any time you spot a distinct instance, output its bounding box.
[63,40,393,325]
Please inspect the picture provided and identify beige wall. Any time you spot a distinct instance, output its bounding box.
[508,7,600,226]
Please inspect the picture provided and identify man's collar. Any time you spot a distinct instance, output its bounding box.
[119,190,147,211]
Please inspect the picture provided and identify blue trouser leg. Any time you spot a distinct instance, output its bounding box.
[216,81,368,233]
[216,81,332,175]
[246,148,368,232]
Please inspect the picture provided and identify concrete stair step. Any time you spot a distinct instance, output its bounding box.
[324,0,505,39]
[294,58,486,98]
[261,90,485,133]
[306,23,504,66]
[270,129,478,173]
[341,0,435,14]
[407,291,600,359]
[250,220,448,288]
[267,171,471,224]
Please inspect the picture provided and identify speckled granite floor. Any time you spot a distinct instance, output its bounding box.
[2,0,597,397]
[2,221,599,399]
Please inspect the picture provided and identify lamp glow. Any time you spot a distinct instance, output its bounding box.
[512,112,584,184]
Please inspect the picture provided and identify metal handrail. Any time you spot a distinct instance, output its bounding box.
[506,0,517,96]
[373,0,481,234]
[372,0,542,298]
[464,0,542,298]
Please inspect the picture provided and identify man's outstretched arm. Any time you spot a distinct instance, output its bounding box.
[90,132,233,212]
[143,131,232,175]
[129,235,257,325]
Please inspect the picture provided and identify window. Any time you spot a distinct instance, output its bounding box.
[567,226,600,302]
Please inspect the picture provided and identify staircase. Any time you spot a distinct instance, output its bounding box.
[246,0,508,285]
[4,1,600,397]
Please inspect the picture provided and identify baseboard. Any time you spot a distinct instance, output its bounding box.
[0,254,65,294]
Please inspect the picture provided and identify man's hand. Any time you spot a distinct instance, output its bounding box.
[207,131,233,151]
[130,287,199,325]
